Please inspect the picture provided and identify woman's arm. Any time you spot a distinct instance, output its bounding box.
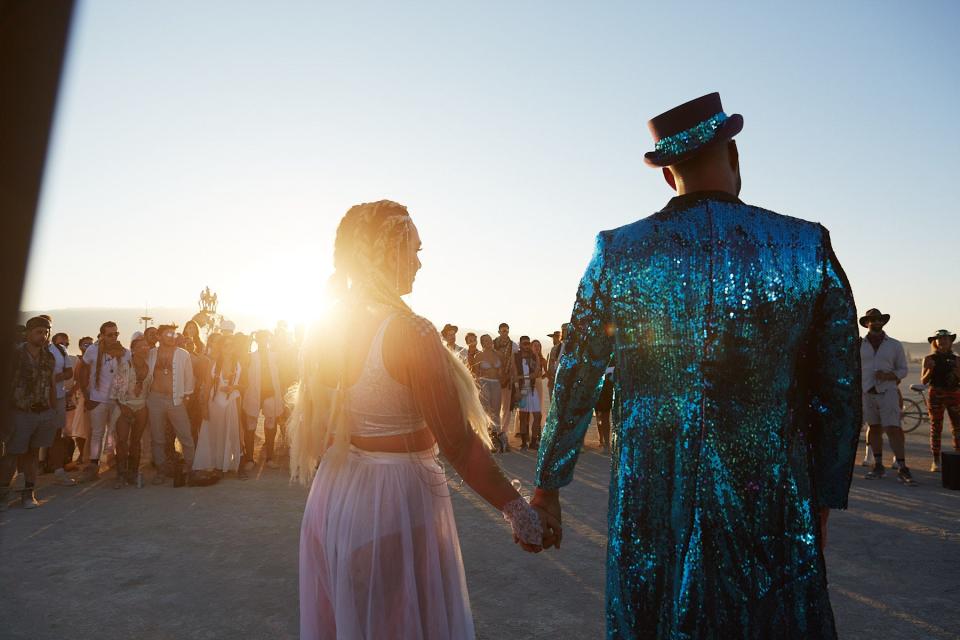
[386,315,520,511]
[920,355,934,385]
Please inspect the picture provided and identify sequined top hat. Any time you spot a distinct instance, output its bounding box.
[928,329,957,343]
[644,92,744,167]
[858,308,890,328]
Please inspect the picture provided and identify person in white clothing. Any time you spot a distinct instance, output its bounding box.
[241,330,285,471]
[859,308,915,484]
[193,335,243,475]
[146,324,196,484]
[80,321,129,482]
[291,200,546,639]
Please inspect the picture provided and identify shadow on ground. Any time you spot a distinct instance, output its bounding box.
[1,431,957,639]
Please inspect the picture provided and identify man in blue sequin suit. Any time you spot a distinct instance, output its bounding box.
[533,93,861,639]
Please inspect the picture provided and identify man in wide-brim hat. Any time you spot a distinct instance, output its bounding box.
[533,92,860,639]
[858,308,890,328]
[858,308,914,483]
[921,329,960,471]
[440,323,465,361]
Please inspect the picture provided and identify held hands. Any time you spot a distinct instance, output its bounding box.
[502,497,544,553]
[531,488,563,550]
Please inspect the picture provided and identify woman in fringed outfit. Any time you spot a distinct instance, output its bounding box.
[290,200,544,640]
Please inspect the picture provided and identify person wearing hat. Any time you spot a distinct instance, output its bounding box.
[921,329,960,472]
[1,316,57,509]
[440,323,466,362]
[858,308,914,483]
[533,93,861,638]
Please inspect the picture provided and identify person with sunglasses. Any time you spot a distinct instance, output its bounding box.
[79,321,129,483]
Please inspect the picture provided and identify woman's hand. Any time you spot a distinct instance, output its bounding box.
[502,497,544,553]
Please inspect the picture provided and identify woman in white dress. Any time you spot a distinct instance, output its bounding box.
[193,335,243,475]
[291,200,550,640]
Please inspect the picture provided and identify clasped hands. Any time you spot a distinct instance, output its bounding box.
[513,488,563,553]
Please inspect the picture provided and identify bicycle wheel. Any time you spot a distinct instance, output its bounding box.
[900,398,924,433]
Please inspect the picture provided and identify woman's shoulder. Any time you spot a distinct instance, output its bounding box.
[388,311,439,340]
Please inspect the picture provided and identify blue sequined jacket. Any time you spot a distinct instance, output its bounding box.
[537,191,861,640]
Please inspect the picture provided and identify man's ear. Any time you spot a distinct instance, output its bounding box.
[662,167,677,192]
[728,140,739,173]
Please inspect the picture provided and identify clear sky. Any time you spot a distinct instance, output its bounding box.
[22,0,960,342]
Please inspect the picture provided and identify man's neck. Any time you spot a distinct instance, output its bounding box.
[25,342,41,357]
[675,181,736,197]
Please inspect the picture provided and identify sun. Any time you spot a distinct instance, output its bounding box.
[227,250,334,331]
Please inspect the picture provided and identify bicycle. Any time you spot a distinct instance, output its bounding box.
[900,384,930,434]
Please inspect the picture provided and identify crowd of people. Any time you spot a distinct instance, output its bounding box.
[3,305,958,512]
[2,303,958,514]
[1,310,616,511]
[1,314,302,510]
[858,308,960,482]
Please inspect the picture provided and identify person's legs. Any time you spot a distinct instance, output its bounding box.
[597,410,611,448]
[147,393,169,482]
[929,389,947,464]
[114,405,134,488]
[242,413,258,468]
[865,423,885,478]
[0,453,18,511]
[500,385,514,435]
[531,412,542,447]
[86,402,113,478]
[164,417,177,465]
[128,406,148,482]
[518,411,530,448]
[167,402,195,469]
[187,395,202,448]
[263,414,277,458]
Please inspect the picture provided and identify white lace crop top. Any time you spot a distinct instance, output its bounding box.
[345,314,426,437]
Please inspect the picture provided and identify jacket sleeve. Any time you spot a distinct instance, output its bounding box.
[536,232,615,490]
[807,226,862,510]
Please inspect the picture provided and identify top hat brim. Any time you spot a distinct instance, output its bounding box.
[644,114,743,168]
[929,333,957,343]
[859,313,891,328]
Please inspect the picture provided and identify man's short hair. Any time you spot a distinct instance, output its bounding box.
[498,323,509,330]
[157,324,177,335]
[52,332,68,342]
[519,335,530,343]
[465,332,477,341]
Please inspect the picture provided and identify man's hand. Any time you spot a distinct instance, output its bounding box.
[531,488,563,549]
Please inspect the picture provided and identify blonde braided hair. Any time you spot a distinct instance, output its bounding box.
[289,200,492,484]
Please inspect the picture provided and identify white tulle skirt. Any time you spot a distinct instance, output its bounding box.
[192,391,242,472]
[300,446,474,640]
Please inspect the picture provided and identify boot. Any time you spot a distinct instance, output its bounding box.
[499,432,510,453]
[21,487,39,509]
[0,487,10,512]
